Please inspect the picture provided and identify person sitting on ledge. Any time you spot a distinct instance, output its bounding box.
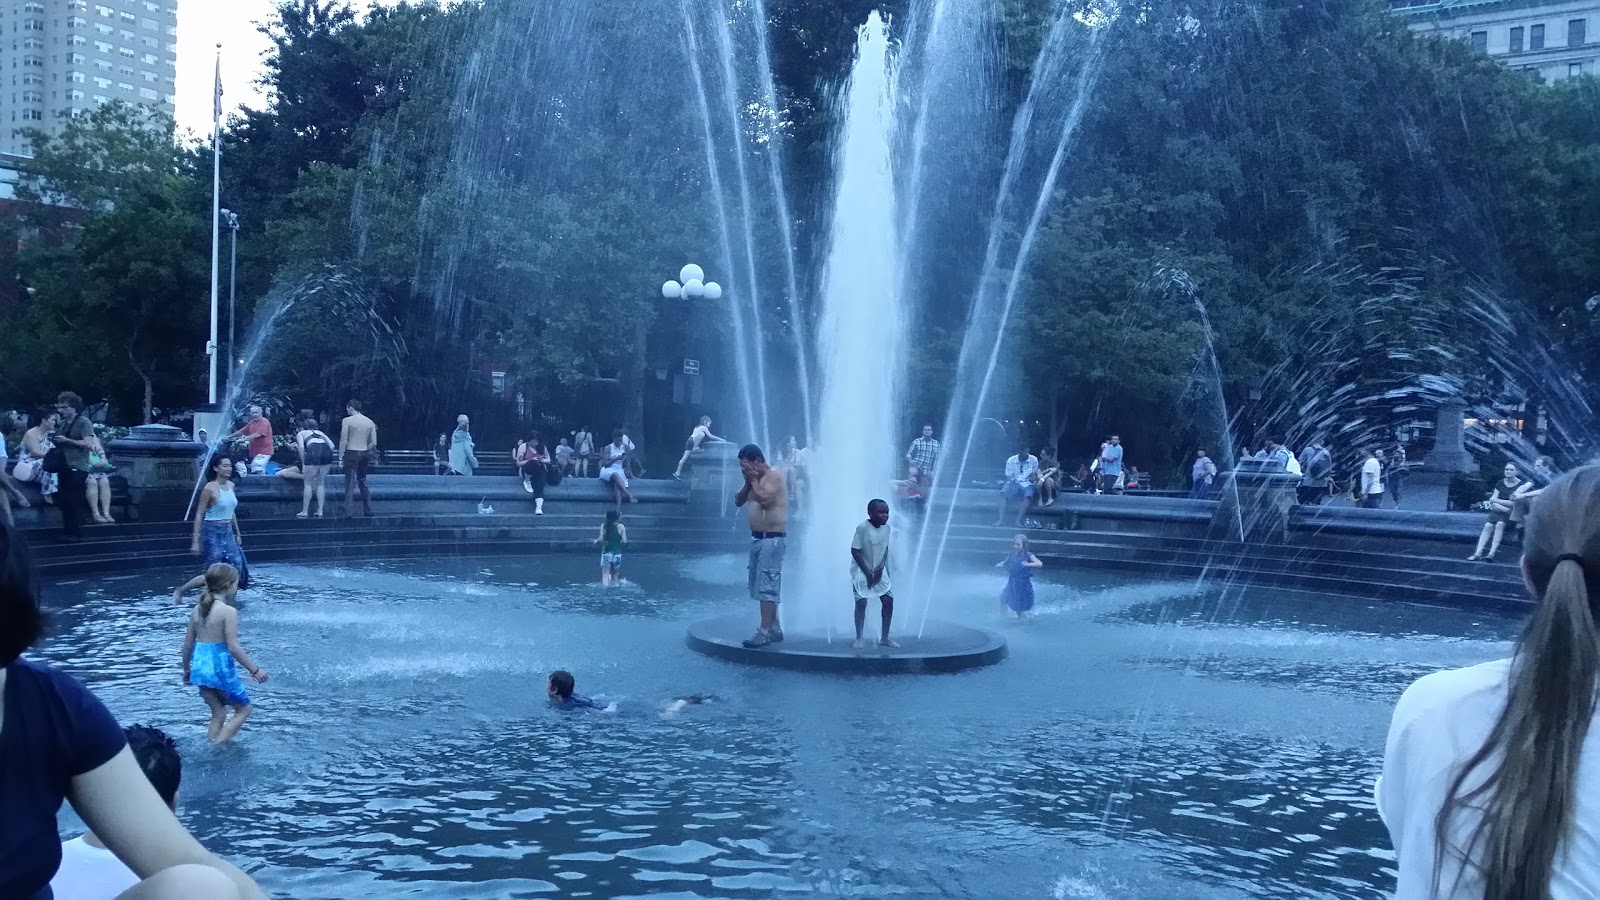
[547,670,615,713]
[994,442,1037,528]
[1467,463,1534,562]
[1379,466,1600,898]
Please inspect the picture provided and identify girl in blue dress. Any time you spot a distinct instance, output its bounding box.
[181,563,268,742]
[998,534,1043,617]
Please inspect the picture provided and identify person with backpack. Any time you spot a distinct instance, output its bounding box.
[294,417,336,518]
[1299,440,1333,505]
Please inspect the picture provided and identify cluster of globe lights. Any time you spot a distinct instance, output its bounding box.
[661,263,723,300]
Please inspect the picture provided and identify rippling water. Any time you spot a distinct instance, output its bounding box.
[39,554,1520,898]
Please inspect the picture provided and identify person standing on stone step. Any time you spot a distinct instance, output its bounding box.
[339,400,378,517]
[736,444,787,648]
[850,499,897,649]
[673,416,725,480]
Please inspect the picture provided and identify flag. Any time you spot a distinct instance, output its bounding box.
[212,54,223,138]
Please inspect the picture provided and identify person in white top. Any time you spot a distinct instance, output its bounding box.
[52,724,182,899]
[1359,448,1384,508]
[1379,466,1600,900]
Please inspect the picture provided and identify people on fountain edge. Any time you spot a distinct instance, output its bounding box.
[1468,463,1534,562]
[737,444,787,648]
[995,442,1037,528]
[850,499,897,649]
[340,400,378,517]
[673,416,725,479]
[0,522,269,899]
[1380,465,1600,898]
[226,405,274,476]
[1097,435,1124,494]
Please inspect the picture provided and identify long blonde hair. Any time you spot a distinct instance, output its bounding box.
[197,562,239,621]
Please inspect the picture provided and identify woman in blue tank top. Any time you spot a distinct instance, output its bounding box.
[191,455,250,589]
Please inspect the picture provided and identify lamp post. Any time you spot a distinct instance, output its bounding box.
[660,263,722,414]
[220,208,239,379]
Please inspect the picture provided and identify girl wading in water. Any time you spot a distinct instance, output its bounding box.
[191,454,251,589]
[1380,466,1600,897]
[180,563,267,742]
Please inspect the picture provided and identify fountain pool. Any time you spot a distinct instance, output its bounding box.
[39,553,1518,898]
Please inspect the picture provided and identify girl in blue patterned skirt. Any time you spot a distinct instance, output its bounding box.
[180,563,268,742]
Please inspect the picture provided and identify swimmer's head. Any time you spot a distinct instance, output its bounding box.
[1012,534,1029,553]
[867,498,889,527]
[548,670,575,701]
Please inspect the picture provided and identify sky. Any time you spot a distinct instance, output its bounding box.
[174,0,417,139]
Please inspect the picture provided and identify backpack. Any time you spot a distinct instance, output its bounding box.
[303,431,334,466]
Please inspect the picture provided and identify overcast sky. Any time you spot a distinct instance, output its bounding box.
[174,0,422,139]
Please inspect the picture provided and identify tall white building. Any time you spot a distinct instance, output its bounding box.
[1391,0,1599,82]
[0,0,178,157]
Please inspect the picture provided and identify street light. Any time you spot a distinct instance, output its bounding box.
[660,263,722,409]
[219,208,240,377]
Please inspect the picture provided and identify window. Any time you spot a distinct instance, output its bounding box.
[94,40,112,52]
[140,36,156,47]
[23,55,43,68]
[21,90,41,102]
[120,29,136,41]
[1510,25,1524,52]
[117,64,133,76]
[137,86,155,99]
[67,16,87,27]
[23,19,43,31]
[95,4,113,16]
[68,34,87,46]
[1570,18,1587,47]
[1572,62,1584,77]
[93,75,111,88]
[95,23,112,34]
[23,1,45,10]
[93,94,108,102]
[69,52,85,64]
[21,37,42,49]
[69,71,84,83]
[1470,30,1488,53]
[117,81,132,92]
[22,73,42,85]
[94,60,111,71]
[119,47,134,59]
[119,11,135,22]
[1531,23,1545,49]
[141,52,156,64]
[22,108,42,120]
[68,89,84,100]
[145,1,160,10]
[140,18,156,30]
[140,71,155,82]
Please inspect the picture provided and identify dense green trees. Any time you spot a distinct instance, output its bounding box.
[0,0,1593,474]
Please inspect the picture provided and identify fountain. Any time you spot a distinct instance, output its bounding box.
[686,11,1006,673]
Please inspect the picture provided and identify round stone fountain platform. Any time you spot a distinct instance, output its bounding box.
[686,614,1007,674]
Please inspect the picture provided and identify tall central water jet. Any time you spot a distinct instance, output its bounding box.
[794,11,903,634]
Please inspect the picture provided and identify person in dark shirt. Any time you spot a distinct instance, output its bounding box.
[0,523,266,899]
[547,669,611,712]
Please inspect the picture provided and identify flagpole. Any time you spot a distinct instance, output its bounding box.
[208,43,222,405]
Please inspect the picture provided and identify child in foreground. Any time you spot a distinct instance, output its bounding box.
[180,563,268,742]
[998,534,1043,617]
[595,509,627,586]
[850,498,897,648]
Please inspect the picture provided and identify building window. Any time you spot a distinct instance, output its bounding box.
[21,90,41,102]
[1571,62,1584,77]
[118,11,135,22]
[1470,30,1488,53]
[23,19,44,31]
[1570,18,1587,47]
[117,65,133,76]
[22,74,42,85]
[22,109,43,121]
[94,60,111,71]
[69,52,85,64]
[93,75,111,88]
[23,1,45,11]
[68,89,84,100]
[94,40,112,52]
[117,81,133,92]
[119,47,134,59]
[23,56,43,68]
[1531,23,1546,49]
[69,71,84,83]
[1509,25,1524,52]
[22,37,43,49]
[67,15,86,27]
[95,22,112,34]
[137,86,155,100]
[95,4,113,15]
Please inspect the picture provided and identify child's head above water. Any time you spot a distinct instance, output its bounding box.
[548,669,575,701]
[203,562,239,597]
[1012,534,1029,553]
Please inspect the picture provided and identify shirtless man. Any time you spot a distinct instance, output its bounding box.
[339,400,378,517]
[672,416,724,479]
[735,444,788,648]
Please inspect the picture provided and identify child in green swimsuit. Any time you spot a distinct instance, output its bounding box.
[596,509,627,586]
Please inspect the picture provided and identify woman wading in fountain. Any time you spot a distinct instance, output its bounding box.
[1380,466,1600,897]
[191,455,251,589]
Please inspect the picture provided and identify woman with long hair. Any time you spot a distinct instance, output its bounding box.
[180,563,267,743]
[16,408,59,505]
[191,455,250,589]
[1380,466,1600,897]
[0,524,267,898]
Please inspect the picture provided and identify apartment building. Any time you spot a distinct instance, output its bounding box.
[1391,0,1599,82]
[0,0,178,157]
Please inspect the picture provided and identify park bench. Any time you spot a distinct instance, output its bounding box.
[372,449,518,476]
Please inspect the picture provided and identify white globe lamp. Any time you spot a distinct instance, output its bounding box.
[679,263,705,285]
[683,278,705,298]
[661,280,682,299]
[703,281,722,300]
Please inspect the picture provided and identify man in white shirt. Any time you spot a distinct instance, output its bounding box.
[1359,448,1384,509]
[51,724,181,898]
[993,442,1038,528]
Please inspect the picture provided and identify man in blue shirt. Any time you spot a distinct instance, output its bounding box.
[994,442,1038,527]
[1097,435,1124,494]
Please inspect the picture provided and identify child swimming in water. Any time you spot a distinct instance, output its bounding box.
[595,509,627,586]
[547,670,615,713]
[180,563,268,742]
[997,534,1043,617]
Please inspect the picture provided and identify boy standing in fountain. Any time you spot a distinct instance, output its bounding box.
[851,498,897,649]
[339,400,378,517]
[736,444,787,648]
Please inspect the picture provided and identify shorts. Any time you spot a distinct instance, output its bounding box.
[598,464,628,488]
[850,566,893,600]
[86,472,109,483]
[601,552,623,568]
[748,535,785,604]
[249,454,271,475]
[1002,482,1035,501]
